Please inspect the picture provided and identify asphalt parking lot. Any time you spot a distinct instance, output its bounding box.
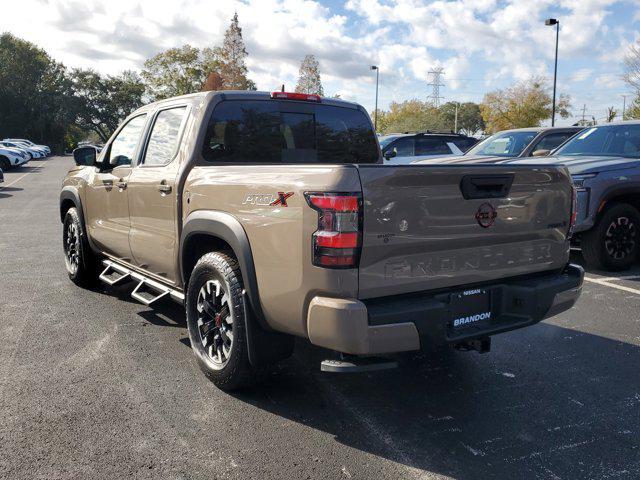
[1,156,639,480]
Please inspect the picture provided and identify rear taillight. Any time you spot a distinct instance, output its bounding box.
[569,185,578,238]
[306,193,362,268]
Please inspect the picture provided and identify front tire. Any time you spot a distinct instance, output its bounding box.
[63,207,99,287]
[186,252,264,391]
[581,203,640,271]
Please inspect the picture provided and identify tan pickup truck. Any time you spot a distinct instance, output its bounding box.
[61,91,584,390]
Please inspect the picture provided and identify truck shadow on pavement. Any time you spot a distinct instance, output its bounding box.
[92,257,639,478]
[231,323,640,479]
[97,281,186,330]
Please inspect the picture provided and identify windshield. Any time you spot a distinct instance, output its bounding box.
[466,130,538,157]
[379,135,399,149]
[555,124,640,158]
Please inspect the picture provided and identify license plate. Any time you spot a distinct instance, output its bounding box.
[450,288,492,329]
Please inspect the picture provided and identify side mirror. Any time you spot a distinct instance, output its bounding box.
[383,148,397,160]
[73,146,97,166]
[532,149,551,157]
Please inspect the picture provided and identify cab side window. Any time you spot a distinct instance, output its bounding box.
[415,138,451,155]
[390,137,414,157]
[531,132,575,155]
[143,107,187,166]
[107,114,147,167]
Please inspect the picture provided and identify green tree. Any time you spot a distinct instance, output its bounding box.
[480,77,571,133]
[218,13,255,90]
[626,96,640,120]
[295,54,324,95]
[0,33,75,152]
[141,45,220,100]
[438,102,484,135]
[375,99,446,134]
[71,69,145,142]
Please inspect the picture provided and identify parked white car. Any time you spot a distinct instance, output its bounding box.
[3,138,50,156]
[1,141,44,159]
[0,145,29,169]
[0,142,32,160]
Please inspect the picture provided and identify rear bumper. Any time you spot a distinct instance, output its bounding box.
[307,264,584,355]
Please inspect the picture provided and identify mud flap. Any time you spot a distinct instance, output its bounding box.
[242,292,294,366]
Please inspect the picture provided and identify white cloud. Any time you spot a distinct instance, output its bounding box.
[0,0,635,124]
[570,68,594,83]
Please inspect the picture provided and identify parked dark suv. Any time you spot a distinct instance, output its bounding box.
[379,132,478,164]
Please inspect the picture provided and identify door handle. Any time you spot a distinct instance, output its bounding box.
[116,179,127,190]
[158,180,172,195]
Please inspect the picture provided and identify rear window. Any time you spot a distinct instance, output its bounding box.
[202,100,379,164]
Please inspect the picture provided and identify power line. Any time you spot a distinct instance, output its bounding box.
[427,67,445,107]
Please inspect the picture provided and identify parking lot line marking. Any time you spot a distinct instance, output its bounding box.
[584,276,640,296]
[603,275,640,282]
[0,171,31,190]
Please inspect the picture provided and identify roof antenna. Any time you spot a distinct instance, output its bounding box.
[281,84,285,92]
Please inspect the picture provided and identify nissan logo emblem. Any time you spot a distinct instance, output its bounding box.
[475,203,497,228]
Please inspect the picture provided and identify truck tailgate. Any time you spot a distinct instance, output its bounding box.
[357,165,573,299]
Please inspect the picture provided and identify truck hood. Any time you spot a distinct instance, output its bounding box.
[507,155,640,175]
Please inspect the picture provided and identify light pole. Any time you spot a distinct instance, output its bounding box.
[370,65,379,132]
[545,18,559,126]
[454,101,459,133]
[623,94,628,120]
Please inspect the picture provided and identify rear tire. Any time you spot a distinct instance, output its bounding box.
[186,252,265,391]
[63,207,99,287]
[581,203,640,271]
[0,156,10,170]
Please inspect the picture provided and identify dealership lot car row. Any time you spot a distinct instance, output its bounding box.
[0,137,51,175]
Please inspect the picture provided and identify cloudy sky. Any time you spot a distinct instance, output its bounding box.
[1,0,638,126]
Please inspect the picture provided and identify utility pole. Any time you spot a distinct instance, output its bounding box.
[454,102,459,133]
[581,104,587,125]
[622,94,627,120]
[427,67,445,108]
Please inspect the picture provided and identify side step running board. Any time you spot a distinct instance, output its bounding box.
[99,260,184,305]
[131,281,170,306]
[321,356,398,373]
[99,262,131,285]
